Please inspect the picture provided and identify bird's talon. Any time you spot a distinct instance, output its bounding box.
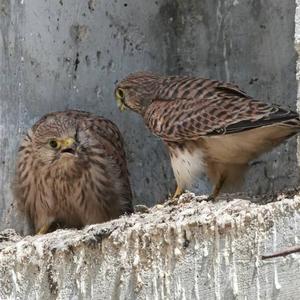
[165,198,178,206]
[36,223,50,235]
[173,186,183,198]
[206,195,216,202]
[134,204,150,214]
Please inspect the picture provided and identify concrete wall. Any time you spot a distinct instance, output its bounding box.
[1,194,300,299]
[0,0,298,230]
[165,0,298,195]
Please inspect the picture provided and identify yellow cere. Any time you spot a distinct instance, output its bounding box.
[61,138,75,148]
[115,88,126,112]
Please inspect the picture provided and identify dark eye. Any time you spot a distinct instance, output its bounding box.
[116,88,125,99]
[49,139,58,149]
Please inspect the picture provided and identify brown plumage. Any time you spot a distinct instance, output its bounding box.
[13,110,133,234]
[115,71,300,199]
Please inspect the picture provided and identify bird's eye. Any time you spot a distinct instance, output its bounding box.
[49,139,59,149]
[116,88,125,100]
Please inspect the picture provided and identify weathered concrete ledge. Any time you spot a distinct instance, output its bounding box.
[1,193,300,299]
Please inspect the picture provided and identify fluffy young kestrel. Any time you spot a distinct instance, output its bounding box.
[13,110,133,234]
[115,72,300,200]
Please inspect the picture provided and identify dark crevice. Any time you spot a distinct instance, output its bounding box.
[74,52,80,72]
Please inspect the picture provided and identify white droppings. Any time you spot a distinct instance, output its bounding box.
[223,235,230,266]
[203,242,209,257]
[272,224,282,291]
[254,231,261,300]
[0,194,300,298]
[294,212,299,244]
[274,266,282,290]
[232,256,239,297]
[10,269,17,289]
[133,254,140,267]
[229,229,239,296]
[174,247,182,257]
[213,226,221,300]
[194,238,200,251]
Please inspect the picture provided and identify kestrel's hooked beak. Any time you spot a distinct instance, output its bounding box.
[115,88,126,112]
[116,98,126,112]
[60,137,77,155]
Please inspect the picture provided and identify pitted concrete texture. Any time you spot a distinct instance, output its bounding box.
[1,192,300,300]
[0,0,298,231]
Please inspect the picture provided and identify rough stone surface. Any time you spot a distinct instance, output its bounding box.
[0,1,298,231]
[0,192,300,299]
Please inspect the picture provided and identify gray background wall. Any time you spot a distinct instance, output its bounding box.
[0,0,298,230]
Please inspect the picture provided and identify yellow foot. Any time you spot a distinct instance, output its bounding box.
[173,186,183,198]
[36,223,50,235]
[208,175,226,202]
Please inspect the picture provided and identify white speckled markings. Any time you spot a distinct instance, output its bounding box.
[0,193,300,299]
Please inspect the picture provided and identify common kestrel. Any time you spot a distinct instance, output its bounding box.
[13,110,133,234]
[115,72,300,200]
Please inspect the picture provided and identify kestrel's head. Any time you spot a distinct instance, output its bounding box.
[29,113,82,167]
[115,71,161,115]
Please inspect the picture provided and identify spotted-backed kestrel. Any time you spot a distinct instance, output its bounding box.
[115,72,300,200]
[13,110,133,234]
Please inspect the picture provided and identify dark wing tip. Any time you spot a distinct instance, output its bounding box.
[210,106,300,135]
